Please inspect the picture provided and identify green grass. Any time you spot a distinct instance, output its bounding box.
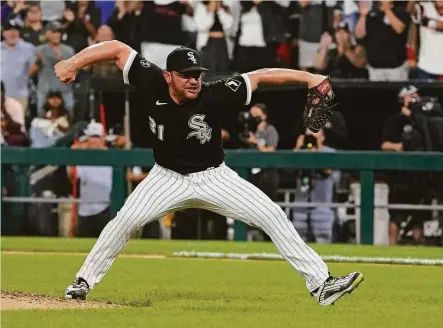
[2,237,443,259]
[1,238,443,328]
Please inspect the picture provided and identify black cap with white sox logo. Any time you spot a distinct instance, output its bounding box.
[166,47,209,73]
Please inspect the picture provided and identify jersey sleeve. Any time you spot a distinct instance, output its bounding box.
[207,74,252,107]
[122,50,164,89]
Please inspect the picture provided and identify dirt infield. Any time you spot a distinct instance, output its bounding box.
[1,291,120,310]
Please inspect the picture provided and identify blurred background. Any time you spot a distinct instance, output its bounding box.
[1,0,443,247]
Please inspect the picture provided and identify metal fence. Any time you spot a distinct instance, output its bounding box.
[2,147,443,244]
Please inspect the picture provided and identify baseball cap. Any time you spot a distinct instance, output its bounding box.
[45,20,64,33]
[166,47,208,73]
[398,85,419,98]
[83,120,104,137]
[2,19,22,32]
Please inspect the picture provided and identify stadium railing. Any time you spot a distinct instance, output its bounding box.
[2,147,443,244]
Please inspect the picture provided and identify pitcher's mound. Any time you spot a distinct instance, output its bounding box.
[1,291,120,310]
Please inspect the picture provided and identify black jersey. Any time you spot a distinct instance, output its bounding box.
[123,50,252,174]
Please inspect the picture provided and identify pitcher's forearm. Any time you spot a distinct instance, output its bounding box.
[247,69,325,90]
[69,40,130,71]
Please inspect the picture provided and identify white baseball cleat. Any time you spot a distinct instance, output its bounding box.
[313,271,364,306]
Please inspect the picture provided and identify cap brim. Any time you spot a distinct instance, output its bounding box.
[178,66,209,73]
[3,26,21,31]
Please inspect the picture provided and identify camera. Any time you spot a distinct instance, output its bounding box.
[238,111,262,130]
[301,134,318,150]
[409,97,443,116]
[238,111,262,144]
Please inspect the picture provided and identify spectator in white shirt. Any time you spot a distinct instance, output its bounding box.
[409,1,443,80]
[67,121,112,237]
[194,1,233,73]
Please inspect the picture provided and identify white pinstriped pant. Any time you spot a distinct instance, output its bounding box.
[77,163,329,292]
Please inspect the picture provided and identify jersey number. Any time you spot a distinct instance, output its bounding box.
[149,116,164,141]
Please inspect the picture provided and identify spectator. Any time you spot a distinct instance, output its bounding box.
[286,1,301,69]
[381,85,429,245]
[40,0,65,24]
[2,0,28,25]
[67,121,112,238]
[1,81,28,146]
[1,1,15,24]
[232,1,288,73]
[221,128,230,144]
[313,21,368,79]
[140,0,193,69]
[298,1,342,71]
[244,103,279,241]
[355,0,410,81]
[29,21,75,116]
[29,91,72,148]
[409,1,443,80]
[294,110,348,150]
[194,1,233,73]
[339,0,360,35]
[1,19,36,112]
[87,24,121,80]
[85,25,126,132]
[62,0,102,54]
[293,128,339,243]
[107,0,143,53]
[247,103,279,201]
[18,2,45,46]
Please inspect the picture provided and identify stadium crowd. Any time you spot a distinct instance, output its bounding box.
[1,1,443,246]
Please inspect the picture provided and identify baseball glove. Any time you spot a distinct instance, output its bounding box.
[303,76,338,133]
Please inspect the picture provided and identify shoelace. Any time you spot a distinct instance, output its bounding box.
[72,280,88,289]
[324,275,348,286]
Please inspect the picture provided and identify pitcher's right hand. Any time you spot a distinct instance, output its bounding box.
[54,60,77,84]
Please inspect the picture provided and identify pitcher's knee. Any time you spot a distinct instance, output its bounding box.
[253,203,287,229]
[109,210,142,233]
[269,203,287,220]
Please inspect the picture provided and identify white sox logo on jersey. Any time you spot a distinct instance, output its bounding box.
[187,52,197,64]
[225,78,241,92]
[187,114,212,144]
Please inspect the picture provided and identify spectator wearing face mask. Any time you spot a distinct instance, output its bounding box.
[1,19,36,112]
[355,0,410,81]
[314,21,368,79]
[29,21,75,116]
[246,103,279,201]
